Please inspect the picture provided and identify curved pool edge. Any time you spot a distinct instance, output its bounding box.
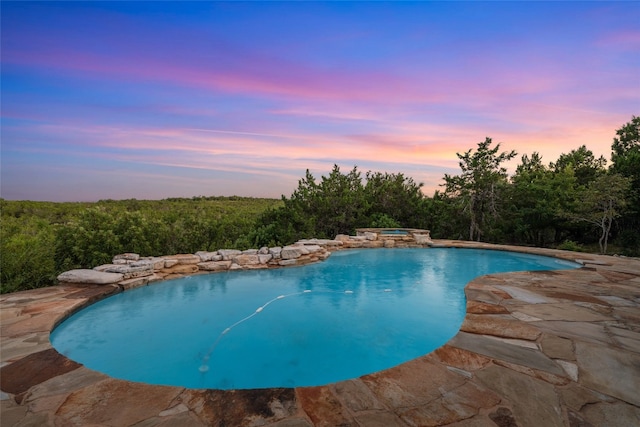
[2,241,639,426]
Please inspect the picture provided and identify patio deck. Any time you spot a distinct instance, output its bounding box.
[1,241,639,426]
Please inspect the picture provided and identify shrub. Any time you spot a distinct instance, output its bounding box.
[556,240,585,252]
[1,216,56,293]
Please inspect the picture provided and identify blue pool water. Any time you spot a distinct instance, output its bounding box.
[379,229,409,235]
[51,248,579,389]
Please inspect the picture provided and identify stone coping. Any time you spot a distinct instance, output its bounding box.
[1,241,639,426]
[52,232,433,292]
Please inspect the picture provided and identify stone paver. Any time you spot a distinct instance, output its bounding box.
[1,240,639,426]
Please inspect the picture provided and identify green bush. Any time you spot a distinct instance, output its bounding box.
[556,240,585,252]
[1,216,57,293]
[369,213,401,229]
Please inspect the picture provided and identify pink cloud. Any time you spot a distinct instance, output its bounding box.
[4,45,432,105]
[596,29,640,50]
[6,25,632,136]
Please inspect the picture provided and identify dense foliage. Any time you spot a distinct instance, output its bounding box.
[442,137,517,241]
[2,117,638,294]
[243,167,426,247]
[0,197,281,293]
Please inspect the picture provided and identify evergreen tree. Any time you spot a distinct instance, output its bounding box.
[610,116,640,254]
[443,138,517,241]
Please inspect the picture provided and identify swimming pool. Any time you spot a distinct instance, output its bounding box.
[50,248,579,389]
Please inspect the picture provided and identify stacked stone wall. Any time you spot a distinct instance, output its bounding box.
[56,229,432,290]
[342,228,432,248]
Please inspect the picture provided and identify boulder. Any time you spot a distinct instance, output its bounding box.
[198,261,232,271]
[363,240,384,248]
[302,244,322,254]
[414,234,433,245]
[163,259,179,268]
[113,253,140,263]
[195,251,219,262]
[57,269,124,285]
[119,276,150,290]
[258,254,273,264]
[161,264,198,275]
[269,247,282,258]
[131,258,166,270]
[297,238,343,250]
[296,245,311,254]
[233,254,260,266]
[165,254,200,265]
[94,264,153,279]
[218,249,242,260]
[281,246,305,259]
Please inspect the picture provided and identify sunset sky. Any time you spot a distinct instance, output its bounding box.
[2,1,639,201]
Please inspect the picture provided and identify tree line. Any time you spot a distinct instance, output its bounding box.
[1,117,638,293]
[249,116,638,256]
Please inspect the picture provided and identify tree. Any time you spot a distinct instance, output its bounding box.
[250,166,368,245]
[611,116,640,179]
[315,165,368,237]
[508,151,593,247]
[508,153,556,246]
[610,116,640,255]
[551,145,606,187]
[364,171,425,228]
[249,166,433,246]
[443,138,517,241]
[567,173,631,253]
[423,190,467,239]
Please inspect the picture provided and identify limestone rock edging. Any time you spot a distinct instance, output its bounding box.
[56,269,124,285]
[56,229,432,289]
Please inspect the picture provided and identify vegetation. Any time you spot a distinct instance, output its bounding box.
[2,117,638,293]
[442,137,517,241]
[563,173,631,254]
[242,166,427,248]
[1,197,281,293]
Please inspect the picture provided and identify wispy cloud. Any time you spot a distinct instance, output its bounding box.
[1,1,637,201]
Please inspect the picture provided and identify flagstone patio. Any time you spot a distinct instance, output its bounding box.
[1,241,639,426]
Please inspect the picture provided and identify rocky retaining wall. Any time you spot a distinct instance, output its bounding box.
[56,230,433,290]
[348,227,433,247]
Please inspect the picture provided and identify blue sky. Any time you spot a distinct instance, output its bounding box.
[2,1,639,201]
